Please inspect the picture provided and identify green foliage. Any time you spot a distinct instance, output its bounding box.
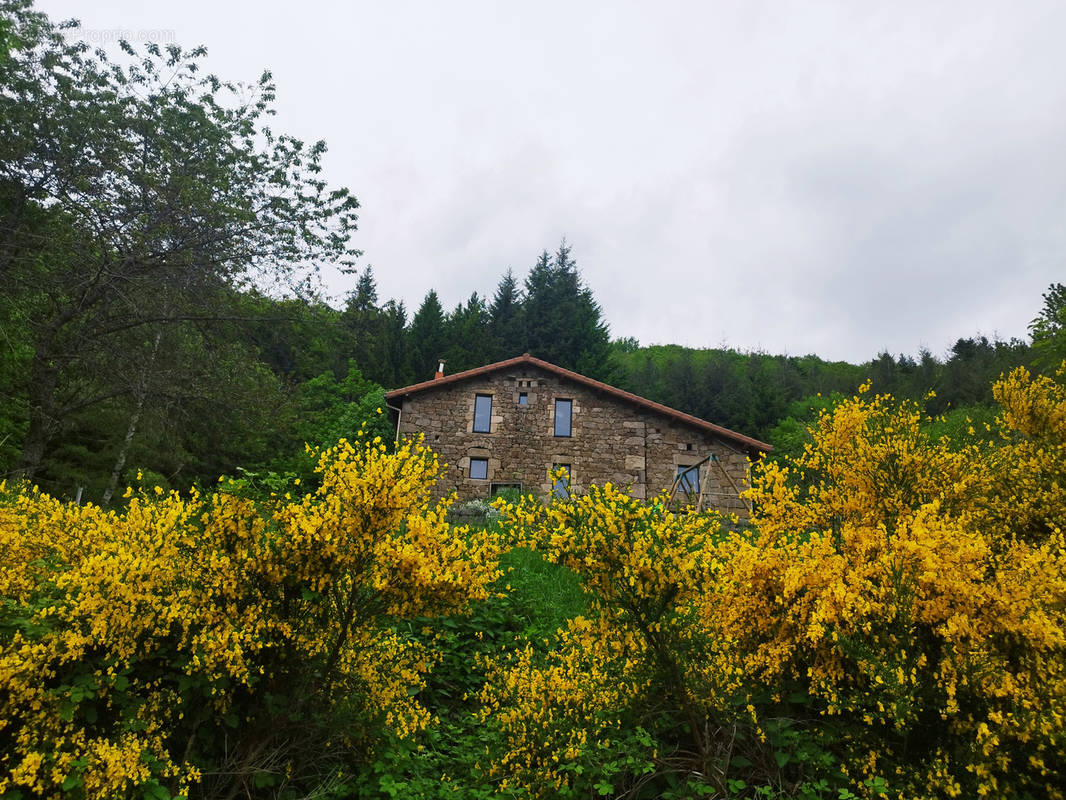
[408,291,448,380]
[0,3,359,494]
[294,362,390,446]
[488,270,524,362]
[243,293,348,382]
[611,345,864,441]
[521,241,612,378]
[610,336,1033,443]
[357,546,589,799]
[443,293,492,373]
[1031,282,1066,370]
[340,267,394,384]
[499,546,589,632]
[768,394,846,463]
[922,403,1000,447]
[933,336,1031,411]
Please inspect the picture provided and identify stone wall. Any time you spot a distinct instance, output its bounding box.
[393,365,754,516]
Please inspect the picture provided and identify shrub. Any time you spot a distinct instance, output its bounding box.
[0,433,502,799]
[484,369,1066,799]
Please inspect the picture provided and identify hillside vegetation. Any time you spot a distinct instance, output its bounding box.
[3,366,1065,799]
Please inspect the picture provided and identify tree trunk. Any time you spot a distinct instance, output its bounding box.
[102,329,162,506]
[100,398,144,507]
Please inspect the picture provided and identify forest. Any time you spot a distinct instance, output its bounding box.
[2,4,1066,800]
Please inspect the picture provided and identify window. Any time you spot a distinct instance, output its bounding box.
[677,465,700,497]
[469,457,488,480]
[552,463,571,499]
[491,482,522,497]
[554,398,572,437]
[518,392,528,405]
[473,394,492,433]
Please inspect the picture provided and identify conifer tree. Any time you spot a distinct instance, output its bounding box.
[380,300,410,388]
[488,269,525,360]
[408,291,447,382]
[521,240,610,377]
[444,293,491,373]
[349,266,379,312]
[341,266,389,384]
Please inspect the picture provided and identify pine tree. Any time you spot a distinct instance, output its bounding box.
[488,269,525,360]
[348,266,379,312]
[521,240,610,377]
[341,266,389,384]
[444,293,491,372]
[408,291,447,381]
[380,300,410,387]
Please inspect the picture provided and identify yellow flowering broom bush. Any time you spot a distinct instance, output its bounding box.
[482,482,744,796]
[979,364,1066,542]
[0,434,501,800]
[478,612,652,796]
[485,369,1066,799]
[711,371,1066,797]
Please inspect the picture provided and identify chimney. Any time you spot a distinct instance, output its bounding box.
[434,358,446,380]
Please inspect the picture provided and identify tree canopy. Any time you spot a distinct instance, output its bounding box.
[1031,282,1066,369]
[0,2,358,491]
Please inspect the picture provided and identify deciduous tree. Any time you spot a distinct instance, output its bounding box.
[0,4,360,482]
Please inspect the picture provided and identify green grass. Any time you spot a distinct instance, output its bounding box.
[498,546,589,634]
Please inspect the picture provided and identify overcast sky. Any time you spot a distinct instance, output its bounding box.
[37,0,1066,363]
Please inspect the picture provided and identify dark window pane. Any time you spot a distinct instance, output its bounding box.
[470,458,488,480]
[554,399,572,437]
[552,464,570,499]
[677,465,700,496]
[491,483,522,497]
[473,394,492,432]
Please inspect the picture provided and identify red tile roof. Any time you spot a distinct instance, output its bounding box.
[385,354,772,453]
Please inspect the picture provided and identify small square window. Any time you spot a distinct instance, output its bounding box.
[554,398,572,437]
[552,464,571,499]
[473,394,492,433]
[518,392,528,405]
[677,465,700,497]
[470,457,488,480]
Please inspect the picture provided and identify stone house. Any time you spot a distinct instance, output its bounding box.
[384,354,772,515]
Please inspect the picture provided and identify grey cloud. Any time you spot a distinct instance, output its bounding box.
[37,0,1066,362]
